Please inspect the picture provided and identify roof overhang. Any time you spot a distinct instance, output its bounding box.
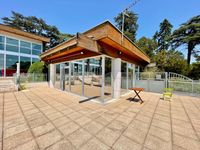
[0,24,50,43]
[41,21,150,65]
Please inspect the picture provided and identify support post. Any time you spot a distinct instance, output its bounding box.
[132,64,136,87]
[101,56,105,102]
[165,72,168,88]
[112,58,121,99]
[49,64,56,88]
[126,62,129,90]
[69,62,71,91]
[82,60,85,96]
[60,63,65,91]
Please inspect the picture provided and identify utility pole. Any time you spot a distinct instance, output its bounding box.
[121,0,141,43]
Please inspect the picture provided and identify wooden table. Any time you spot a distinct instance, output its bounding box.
[129,88,144,104]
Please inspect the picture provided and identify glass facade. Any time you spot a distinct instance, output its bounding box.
[32,43,42,55]
[54,56,136,103]
[20,41,31,54]
[6,55,18,76]
[0,54,4,77]
[0,35,42,77]
[6,38,19,53]
[20,56,31,73]
[0,36,5,50]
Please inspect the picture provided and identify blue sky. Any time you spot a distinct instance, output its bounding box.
[0,0,199,60]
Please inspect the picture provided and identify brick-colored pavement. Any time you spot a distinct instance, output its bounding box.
[0,87,200,150]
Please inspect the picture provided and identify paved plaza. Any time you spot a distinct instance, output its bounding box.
[0,87,200,150]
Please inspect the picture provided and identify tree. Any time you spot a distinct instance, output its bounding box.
[28,62,47,74]
[153,49,188,75]
[136,36,157,60]
[114,10,138,42]
[2,11,73,49]
[153,19,173,51]
[188,62,200,80]
[171,15,200,64]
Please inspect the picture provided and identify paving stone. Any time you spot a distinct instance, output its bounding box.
[83,121,104,135]
[12,140,38,150]
[123,125,147,144]
[144,135,172,150]
[152,118,171,131]
[59,121,80,136]
[115,114,132,125]
[67,112,82,120]
[113,135,142,150]
[32,122,55,137]
[67,128,92,149]
[3,130,33,150]
[52,116,70,127]
[80,137,110,150]
[74,116,92,126]
[96,127,121,147]
[107,120,126,133]
[173,133,200,150]
[149,125,171,142]
[36,129,63,149]
[46,139,76,150]
[173,125,198,140]
[5,122,28,138]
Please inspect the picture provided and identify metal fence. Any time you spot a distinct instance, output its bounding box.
[135,72,200,95]
[13,73,48,85]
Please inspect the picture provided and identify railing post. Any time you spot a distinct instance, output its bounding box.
[192,80,194,93]
[165,72,168,88]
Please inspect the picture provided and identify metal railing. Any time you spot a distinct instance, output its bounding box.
[13,73,48,85]
[136,72,200,94]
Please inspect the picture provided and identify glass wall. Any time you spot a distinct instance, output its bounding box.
[6,38,19,53]
[32,58,40,63]
[84,57,102,98]
[32,43,42,55]
[0,35,42,77]
[121,61,127,94]
[20,41,31,54]
[20,56,31,73]
[128,64,134,88]
[104,57,112,101]
[55,56,135,103]
[64,62,70,92]
[55,64,60,89]
[0,36,5,50]
[70,61,83,95]
[6,55,18,76]
[0,54,4,77]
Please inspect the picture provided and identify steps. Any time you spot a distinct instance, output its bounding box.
[0,78,17,92]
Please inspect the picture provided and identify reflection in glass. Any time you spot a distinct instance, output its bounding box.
[0,54,4,77]
[20,56,31,73]
[6,55,18,76]
[121,61,127,94]
[104,57,112,101]
[84,57,102,99]
[70,61,83,95]
[55,64,60,89]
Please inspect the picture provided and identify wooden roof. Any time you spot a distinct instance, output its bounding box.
[41,21,150,65]
[0,24,50,43]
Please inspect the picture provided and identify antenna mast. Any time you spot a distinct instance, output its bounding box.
[121,0,141,43]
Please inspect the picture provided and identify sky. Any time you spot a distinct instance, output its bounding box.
[0,0,200,60]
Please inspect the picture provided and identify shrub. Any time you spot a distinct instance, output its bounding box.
[28,62,47,74]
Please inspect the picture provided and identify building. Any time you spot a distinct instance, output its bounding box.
[41,21,150,103]
[0,24,50,77]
